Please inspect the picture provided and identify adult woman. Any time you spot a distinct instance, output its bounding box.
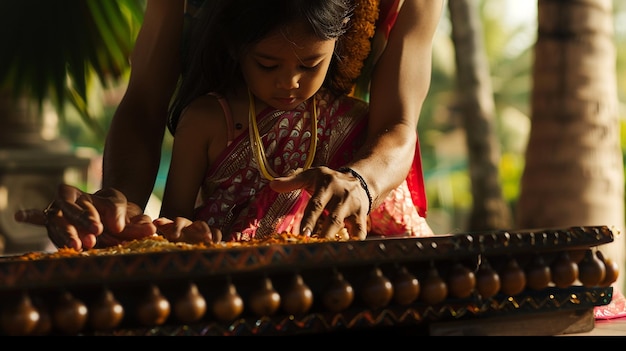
[15,0,443,250]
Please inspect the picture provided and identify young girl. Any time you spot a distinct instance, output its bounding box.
[154,0,433,243]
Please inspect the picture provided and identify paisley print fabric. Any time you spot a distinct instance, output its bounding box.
[194,88,431,240]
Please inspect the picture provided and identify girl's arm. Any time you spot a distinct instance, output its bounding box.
[157,94,231,244]
[159,96,217,221]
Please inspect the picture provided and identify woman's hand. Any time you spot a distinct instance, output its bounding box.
[269,166,370,240]
[14,184,156,251]
[153,217,223,244]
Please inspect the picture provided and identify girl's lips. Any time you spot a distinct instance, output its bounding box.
[274,97,297,106]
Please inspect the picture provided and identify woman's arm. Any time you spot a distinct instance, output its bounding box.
[349,0,444,208]
[102,0,186,210]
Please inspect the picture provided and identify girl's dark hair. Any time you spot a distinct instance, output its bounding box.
[168,0,355,134]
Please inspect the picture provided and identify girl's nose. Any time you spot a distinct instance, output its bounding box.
[276,72,300,90]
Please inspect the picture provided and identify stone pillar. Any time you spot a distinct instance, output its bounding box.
[0,149,93,255]
[0,93,96,255]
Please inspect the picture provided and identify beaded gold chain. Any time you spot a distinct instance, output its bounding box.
[248,90,318,181]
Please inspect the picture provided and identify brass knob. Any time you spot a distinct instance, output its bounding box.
[89,289,125,331]
[136,285,170,326]
[1,293,39,336]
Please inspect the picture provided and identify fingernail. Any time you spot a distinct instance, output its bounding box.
[302,228,312,237]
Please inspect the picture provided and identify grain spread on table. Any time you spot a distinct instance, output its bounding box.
[14,232,339,260]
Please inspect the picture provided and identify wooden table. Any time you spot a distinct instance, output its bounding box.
[0,226,618,336]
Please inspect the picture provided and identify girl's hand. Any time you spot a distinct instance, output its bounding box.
[269,166,369,240]
[153,217,223,244]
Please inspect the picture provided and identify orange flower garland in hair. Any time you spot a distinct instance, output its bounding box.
[332,0,381,94]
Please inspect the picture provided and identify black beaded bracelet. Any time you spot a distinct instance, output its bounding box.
[338,167,373,214]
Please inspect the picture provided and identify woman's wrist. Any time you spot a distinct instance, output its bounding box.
[338,167,373,214]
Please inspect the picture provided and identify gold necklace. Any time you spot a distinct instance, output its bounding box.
[248,90,318,181]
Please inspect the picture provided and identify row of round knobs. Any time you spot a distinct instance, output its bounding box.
[444,249,618,301]
[0,249,617,336]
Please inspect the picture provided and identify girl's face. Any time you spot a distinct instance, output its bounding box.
[240,23,336,111]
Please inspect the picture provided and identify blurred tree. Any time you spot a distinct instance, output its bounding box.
[420,0,535,233]
[448,0,512,231]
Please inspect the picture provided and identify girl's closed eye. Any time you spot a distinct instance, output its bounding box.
[300,64,321,72]
[257,62,278,71]
[256,62,320,72]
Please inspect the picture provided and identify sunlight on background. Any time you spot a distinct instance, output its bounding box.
[502,0,537,25]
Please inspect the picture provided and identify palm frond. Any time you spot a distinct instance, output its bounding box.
[0,0,145,121]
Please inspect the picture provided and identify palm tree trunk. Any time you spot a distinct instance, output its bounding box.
[517,0,625,290]
[448,0,513,231]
